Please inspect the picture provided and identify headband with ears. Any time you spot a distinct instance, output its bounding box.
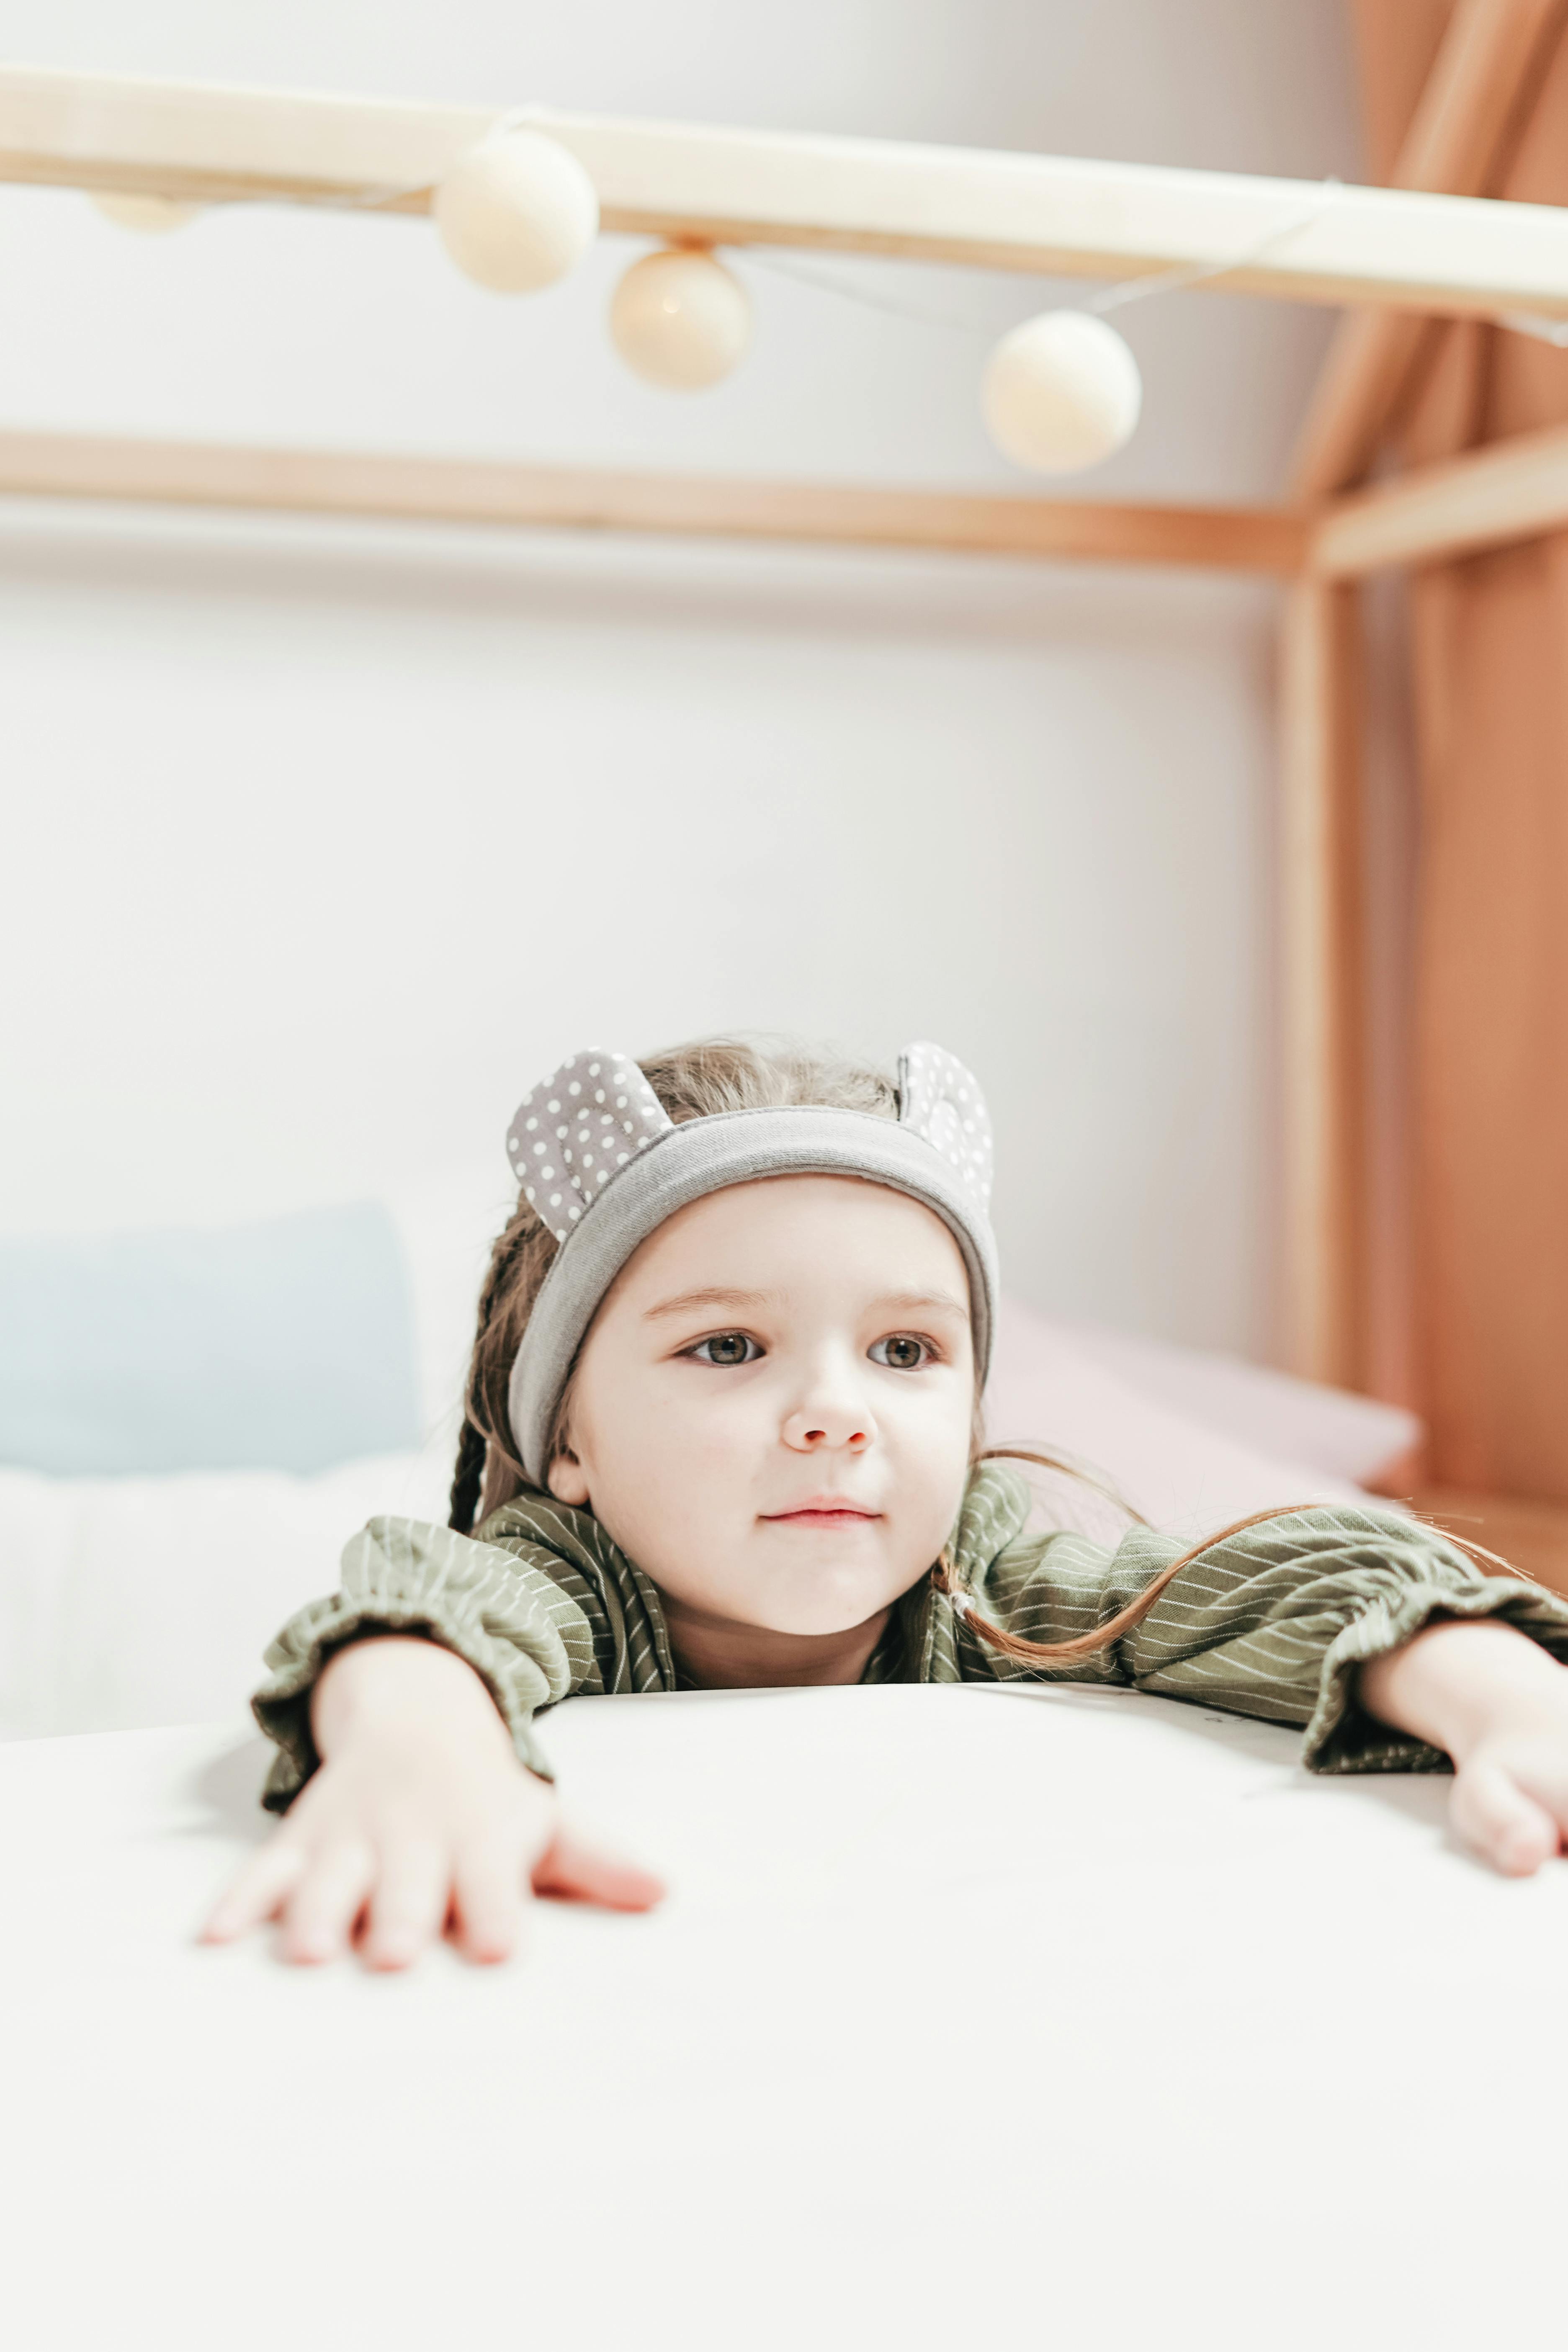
[506,1041,993,1241]
[503,1041,999,1485]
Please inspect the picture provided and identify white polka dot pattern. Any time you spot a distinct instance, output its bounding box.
[506,1038,994,1248]
[505,1049,675,1242]
[896,1042,994,1213]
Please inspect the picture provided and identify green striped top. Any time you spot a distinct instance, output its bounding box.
[252,1464,1568,1810]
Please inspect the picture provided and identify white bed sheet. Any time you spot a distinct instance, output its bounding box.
[3,1684,1562,2350]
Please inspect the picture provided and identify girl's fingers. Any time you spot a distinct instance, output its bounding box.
[200,1835,307,1943]
[451,1841,529,1966]
[532,1827,666,1912]
[360,1839,452,1972]
[1452,1758,1561,1876]
[280,1838,378,1965]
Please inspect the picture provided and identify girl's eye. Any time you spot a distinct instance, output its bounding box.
[869,1334,932,1371]
[689,1332,762,1366]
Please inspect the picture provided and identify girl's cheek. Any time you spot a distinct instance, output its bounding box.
[669,1390,769,1471]
[893,1377,972,1441]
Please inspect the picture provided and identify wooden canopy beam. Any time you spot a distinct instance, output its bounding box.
[1282,9,1568,1405]
[0,427,1308,573]
[4,64,1568,318]
[1290,0,1567,499]
[11,419,1568,579]
[1311,418,1568,574]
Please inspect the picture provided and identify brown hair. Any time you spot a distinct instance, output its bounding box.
[448,1034,1529,1665]
[939,1452,1539,1668]
[932,1459,1308,1665]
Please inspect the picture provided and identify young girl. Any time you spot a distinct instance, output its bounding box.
[206,1037,1568,1970]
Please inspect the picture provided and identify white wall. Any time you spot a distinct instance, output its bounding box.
[0,2,1361,1361]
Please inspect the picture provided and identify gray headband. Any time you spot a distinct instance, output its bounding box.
[503,1041,998,1487]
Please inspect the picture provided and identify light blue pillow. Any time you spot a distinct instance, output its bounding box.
[0,1202,422,1477]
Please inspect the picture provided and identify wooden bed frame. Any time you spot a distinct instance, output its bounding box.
[4,21,1566,1580]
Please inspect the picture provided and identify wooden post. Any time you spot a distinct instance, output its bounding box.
[1277,578,1367,1386]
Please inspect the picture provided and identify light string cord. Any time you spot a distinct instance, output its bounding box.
[144,136,1346,322]
[1085,177,1346,314]
[169,104,554,214]
[739,177,1348,339]
[117,134,1568,353]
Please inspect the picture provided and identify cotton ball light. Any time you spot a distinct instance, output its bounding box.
[91,191,203,234]
[434,129,599,293]
[981,310,1142,474]
[609,247,751,390]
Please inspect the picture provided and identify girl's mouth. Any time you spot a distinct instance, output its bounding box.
[762,1502,881,1526]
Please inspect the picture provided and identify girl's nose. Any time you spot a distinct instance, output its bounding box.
[782,1380,874,1454]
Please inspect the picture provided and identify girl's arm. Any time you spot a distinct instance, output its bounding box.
[250,1513,589,1810]
[203,1633,662,1967]
[210,1509,663,1967]
[1361,1619,1568,1873]
[979,1492,1568,1861]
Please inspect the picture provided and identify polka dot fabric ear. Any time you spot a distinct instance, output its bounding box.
[505,1050,675,1242]
[896,1042,994,1214]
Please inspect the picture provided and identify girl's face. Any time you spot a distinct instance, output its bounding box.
[547,1175,976,1639]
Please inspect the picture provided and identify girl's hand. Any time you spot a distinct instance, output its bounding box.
[202,1635,663,1967]
[1360,1619,1568,1876]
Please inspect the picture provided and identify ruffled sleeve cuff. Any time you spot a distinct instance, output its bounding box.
[1304,1574,1568,1774]
[251,1516,581,1811]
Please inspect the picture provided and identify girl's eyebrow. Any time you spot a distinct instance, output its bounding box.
[879,1290,969,1320]
[644,1285,969,1323]
[643,1286,776,1323]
